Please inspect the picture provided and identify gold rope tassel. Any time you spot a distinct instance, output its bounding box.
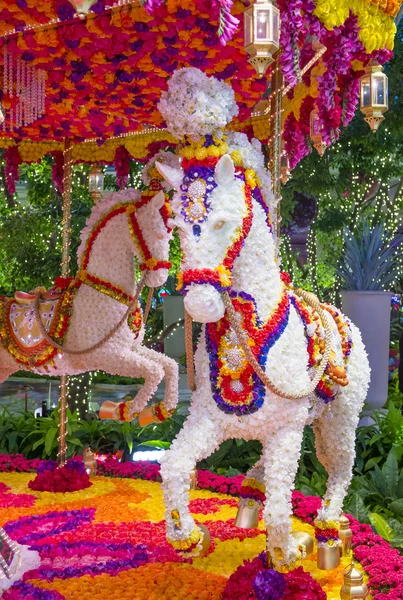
[185,308,196,392]
[221,288,333,401]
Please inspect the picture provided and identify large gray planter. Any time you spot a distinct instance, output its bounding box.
[163,296,185,359]
[341,290,393,410]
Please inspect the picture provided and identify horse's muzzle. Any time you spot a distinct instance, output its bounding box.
[184,284,225,323]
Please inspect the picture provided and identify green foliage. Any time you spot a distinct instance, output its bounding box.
[0,406,187,461]
[197,439,262,474]
[334,219,401,291]
[0,160,93,295]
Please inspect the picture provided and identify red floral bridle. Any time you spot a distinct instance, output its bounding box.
[77,193,171,305]
[176,162,253,293]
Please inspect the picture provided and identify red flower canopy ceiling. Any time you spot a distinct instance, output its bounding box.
[0,0,266,144]
[0,0,401,166]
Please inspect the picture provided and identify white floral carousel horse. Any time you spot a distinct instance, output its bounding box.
[155,68,370,571]
[0,186,178,422]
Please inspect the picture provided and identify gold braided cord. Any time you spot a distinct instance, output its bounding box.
[33,273,147,356]
[221,288,333,401]
[143,286,154,325]
[185,308,196,392]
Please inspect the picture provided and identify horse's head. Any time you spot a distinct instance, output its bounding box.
[157,153,250,322]
[135,190,173,288]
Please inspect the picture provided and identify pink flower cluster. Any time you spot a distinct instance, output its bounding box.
[114,145,131,190]
[51,151,64,194]
[4,146,22,196]
[28,459,91,493]
[0,482,35,508]
[222,553,326,600]
[0,454,41,472]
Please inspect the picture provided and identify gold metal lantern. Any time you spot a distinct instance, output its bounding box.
[310,109,326,157]
[360,60,388,132]
[88,164,104,203]
[339,514,353,557]
[69,0,98,18]
[340,562,369,599]
[243,0,280,76]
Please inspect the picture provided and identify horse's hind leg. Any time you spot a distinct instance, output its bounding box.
[313,326,370,521]
[138,346,179,414]
[95,350,165,418]
[262,423,305,570]
[160,413,222,553]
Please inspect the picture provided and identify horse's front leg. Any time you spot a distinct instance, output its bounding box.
[160,413,222,555]
[262,422,305,571]
[138,346,179,414]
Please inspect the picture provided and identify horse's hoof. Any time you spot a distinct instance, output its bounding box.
[197,524,211,557]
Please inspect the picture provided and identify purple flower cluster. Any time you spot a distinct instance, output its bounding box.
[253,567,287,600]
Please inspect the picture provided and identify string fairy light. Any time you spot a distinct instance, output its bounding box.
[57,138,73,467]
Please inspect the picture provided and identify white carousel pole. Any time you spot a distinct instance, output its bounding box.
[57,138,73,467]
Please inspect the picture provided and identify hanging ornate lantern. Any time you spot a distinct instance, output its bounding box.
[360,60,388,132]
[310,109,326,157]
[340,563,369,599]
[69,0,98,19]
[88,164,104,203]
[243,0,280,76]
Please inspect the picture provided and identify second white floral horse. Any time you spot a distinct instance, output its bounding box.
[155,68,370,570]
[0,187,178,421]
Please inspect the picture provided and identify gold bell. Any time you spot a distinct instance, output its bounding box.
[198,524,211,557]
[340,563,368,599]
[83,447,97,477]
[292,531,314,557]
[190,468,198,490]
[234,499,261,529]
[339,514,353,557]
[317,541,341,570]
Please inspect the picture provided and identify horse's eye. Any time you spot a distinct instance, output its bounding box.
[214,221,225,230]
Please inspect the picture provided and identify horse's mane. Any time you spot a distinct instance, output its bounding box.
[77,188,141,264]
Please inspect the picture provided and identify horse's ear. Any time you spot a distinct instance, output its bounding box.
[150,190,166,210]
[214,154,235,186]
[155,161,183,191]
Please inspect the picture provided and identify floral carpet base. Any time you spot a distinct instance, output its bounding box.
[0,472,367,600]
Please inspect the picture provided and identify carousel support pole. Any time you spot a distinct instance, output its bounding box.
[269,51,283,252]
[57,138,73,467]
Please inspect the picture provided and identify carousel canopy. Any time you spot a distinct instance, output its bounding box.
[0,0,401,166]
